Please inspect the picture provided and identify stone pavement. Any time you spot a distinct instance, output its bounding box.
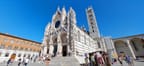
[111,61,144,66]
[0,61,144,66]
[0,62,45,66]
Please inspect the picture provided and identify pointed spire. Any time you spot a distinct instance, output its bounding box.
[56,6,61,15]
[87,6,93,10]
[62,6,66,21]
[57,6,60,12]
[69,7,76,24]
[69,7,75,14]
[62,6,66,15]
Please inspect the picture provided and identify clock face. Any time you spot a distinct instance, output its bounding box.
[55,20,61,28]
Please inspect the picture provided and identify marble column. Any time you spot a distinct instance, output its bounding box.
[42,36,48,56]
[110,39,118,58]
[66,34,74,56]
[43,46,47,56]
[57,33,62,56]
[49,36,54,56]
[126,40,136,59]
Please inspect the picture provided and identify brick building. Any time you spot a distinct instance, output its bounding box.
[0,32,41,62]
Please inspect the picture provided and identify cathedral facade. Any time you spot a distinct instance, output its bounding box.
[41,7,115,64]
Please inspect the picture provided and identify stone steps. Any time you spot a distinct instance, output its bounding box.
[49,56,81,66]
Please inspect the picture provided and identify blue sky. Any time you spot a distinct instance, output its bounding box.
[0,0,144,42]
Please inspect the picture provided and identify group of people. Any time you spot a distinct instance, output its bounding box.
[7,53,40,66]
[85,51,111,66]
[6,52,135,66]
[6,53,51,66]
[7,54,30,66]
[38,55,51,66]
[118,53,134,66]
[84,51,135,66]
[17,57,30,66]
[7,53,16,66]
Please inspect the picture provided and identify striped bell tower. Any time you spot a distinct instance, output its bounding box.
[86,7,100,39]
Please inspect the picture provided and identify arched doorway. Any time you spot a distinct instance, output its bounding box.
[130,38,144,58]
[46,40,49,54]
[114,40,132,56]
[61,33,68,56]
[53,37,58,57]
[62,45,67,56]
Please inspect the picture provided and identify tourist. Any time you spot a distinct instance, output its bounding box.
[7,53,16,66]
[130,56,135,66]
[118,55,123,66]
[84,53,90,66]
[91,53,95,66]
[124,55,134,66]
[24,57,29,66]
[102,52,111,66]
[18,58,22,66]
[45,56,50,66]
[94,52,99,66]
[111,53,117,64]
[96,52,105,66]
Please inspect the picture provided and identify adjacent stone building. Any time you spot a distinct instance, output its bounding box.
[113,34,144,59]
[0,32,41,62]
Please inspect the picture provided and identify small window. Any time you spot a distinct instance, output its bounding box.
[4,38,8,42]
[23,54,26,57]
[10,40,14,44]
[0,44,5,49]
[20,47,23,50]
[0,52,2,57]
[5,53,9,57]
[18,54,21,57]
[7,46,12,50]
[28,54,31,58]
[14,46,18,50]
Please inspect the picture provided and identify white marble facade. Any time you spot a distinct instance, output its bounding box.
[41,7,115,59]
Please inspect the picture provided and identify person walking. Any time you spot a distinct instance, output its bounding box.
[45,56,50,66]
[96,52,105,66]
[24,57,29,66]
[118,55,123,66]
[85,53,90,66]
[102,52,111,66]
[125,55,134,66]
[7,53,16,66]
[94,52,98,66]
[91,53,95,66]
[18,58,22,66]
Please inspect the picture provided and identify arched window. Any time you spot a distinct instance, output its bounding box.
[7,46,12,50]
[23,54,26,57]
[0,44,5,49]
[131,40,138,51]
[18,54,21,57]
[5,53,9,57]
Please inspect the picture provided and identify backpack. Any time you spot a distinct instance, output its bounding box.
[125,56,131,63]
